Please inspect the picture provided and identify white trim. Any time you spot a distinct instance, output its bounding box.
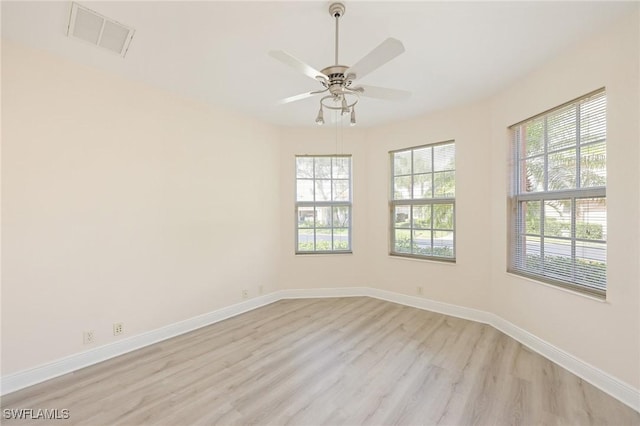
[2,287,638,413]
[277,287,371,299]
[0,293,280,396]
[366,288,494,324]
[387,254,458,265]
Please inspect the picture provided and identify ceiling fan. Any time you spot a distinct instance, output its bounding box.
[269,2,410,126]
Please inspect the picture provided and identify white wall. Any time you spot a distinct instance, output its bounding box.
[488,12,640,389]
[1,41,281,374]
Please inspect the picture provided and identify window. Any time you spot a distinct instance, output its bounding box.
[509,89,607,297]
[390,141,456,261]
[296,155,352,253]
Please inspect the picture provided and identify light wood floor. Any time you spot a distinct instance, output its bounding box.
[2,297,639,425]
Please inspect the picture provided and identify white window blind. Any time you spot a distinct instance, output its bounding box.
[390,141,456,261]
[509,89,607,297]
[295,155,352,254]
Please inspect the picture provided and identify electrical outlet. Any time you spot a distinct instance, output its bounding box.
[113,322,124,336]
[83,330,95,344]
[258,285,264,295]
[417,286,424,295]
[242,289,249,299]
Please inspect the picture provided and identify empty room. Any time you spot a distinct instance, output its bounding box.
[1,1,639,425]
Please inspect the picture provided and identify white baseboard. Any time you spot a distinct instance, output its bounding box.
[277,286,372,299]
[2,287,638,413]
[366,288,495,324]
[0,292,280,396]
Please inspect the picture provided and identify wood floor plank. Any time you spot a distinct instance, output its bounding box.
[1,297,638,425]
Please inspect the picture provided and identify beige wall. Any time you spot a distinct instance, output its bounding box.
[277,126,369,290]
[363,104,492,312]
[1,41,281,374]
[2,8,639,394]
[488,12,640,388]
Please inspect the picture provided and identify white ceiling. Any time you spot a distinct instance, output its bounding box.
[2,1,635,127]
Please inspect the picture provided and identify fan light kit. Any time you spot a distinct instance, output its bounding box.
[269,2,410,126]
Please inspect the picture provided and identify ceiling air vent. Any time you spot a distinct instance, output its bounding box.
[67,2,135,57]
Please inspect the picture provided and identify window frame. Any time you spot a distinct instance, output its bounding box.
[508,88,607,298]
[295,155,353,255]
[389,140,456,262]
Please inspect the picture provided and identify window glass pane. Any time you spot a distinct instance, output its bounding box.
[315,180,332,201]
[297,207,314,228]
[434,171,455,197]
[315,157,331,179]
[575,241,606,289]
[315,229,332,251]
[576,240,606,264]
[412,205,431,229]
[332,206,350,228]
[393,205,410,228]
[544,200,571,238]
[548,148,576,190]
[413,173,432,199]
[524,119,544,158]
[314,206,332,228]
[333,179,350,201]
[543,238,572,264]
[576,198,606,241]
[580,94,606,145]
[332,157,350,178]
[434,144,455,172]
[522,201,541,235]
[543,238,573,281]
[433,231,454,257]
[296,180,314,202]
[296,157,314,178]
[413,230,431,255]
[333,229,349,250]
[523,156,544,192]
[393,151,411,176]
[394,176,411,200]
[521,235,542,274]
[547,105,577,152]
[394,229,411,253]
[433,204,454,229]
[580,142,606,188]
[413,147,432,174]
[297,229,314,251]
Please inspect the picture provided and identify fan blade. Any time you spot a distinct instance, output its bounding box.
[269,50,326,82]
[276,91,321,105]
[346,38,405,80]
[354,85,411,100]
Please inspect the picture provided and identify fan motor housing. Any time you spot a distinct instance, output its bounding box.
[321,65,353,94]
